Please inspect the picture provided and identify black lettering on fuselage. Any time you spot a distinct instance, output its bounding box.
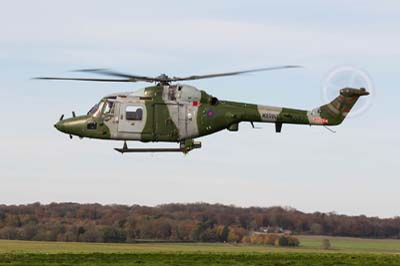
[262,113,277,120]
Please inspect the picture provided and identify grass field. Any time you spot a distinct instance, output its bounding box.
[0,236,399,265]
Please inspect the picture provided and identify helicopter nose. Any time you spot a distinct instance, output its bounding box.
[54,116,88,136]
[54,120,65,132]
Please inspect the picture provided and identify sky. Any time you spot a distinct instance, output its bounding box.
[0,0,399,218]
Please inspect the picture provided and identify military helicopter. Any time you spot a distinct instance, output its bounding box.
[36,66,369,153]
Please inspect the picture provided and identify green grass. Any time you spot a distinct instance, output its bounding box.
[1,253,400,266]
[299,235,400,253]
[0,236,399,265]
[1,236,400,254]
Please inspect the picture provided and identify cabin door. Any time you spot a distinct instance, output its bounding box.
[118,103,146,133]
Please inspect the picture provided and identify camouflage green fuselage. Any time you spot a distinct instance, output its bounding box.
[55,85,369,143]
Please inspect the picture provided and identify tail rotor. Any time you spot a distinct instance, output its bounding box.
[322,65,375,118]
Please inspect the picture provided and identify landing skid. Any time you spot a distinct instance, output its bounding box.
[115,140,201,154]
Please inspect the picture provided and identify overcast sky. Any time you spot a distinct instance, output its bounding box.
[0,0,399,218]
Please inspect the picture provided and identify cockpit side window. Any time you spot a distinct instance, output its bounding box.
[103,101,115,114]
[125,106,143,121]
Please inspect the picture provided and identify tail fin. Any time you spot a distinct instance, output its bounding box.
[311,88,369,125]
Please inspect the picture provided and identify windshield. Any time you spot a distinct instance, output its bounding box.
[88,104,99,115]
[87,101,104,117]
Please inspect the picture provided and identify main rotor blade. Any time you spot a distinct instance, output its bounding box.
[36,65,302,84]
[170,65,302,81]
[75,69,157,82]
[34,77,133,82]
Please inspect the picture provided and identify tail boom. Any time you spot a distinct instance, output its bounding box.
[251,87,369,127]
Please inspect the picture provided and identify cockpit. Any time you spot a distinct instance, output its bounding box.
[87,97,116,117]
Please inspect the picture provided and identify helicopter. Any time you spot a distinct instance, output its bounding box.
[36,66,369,154]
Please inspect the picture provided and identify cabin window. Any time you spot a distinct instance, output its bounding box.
[125,106,143,121]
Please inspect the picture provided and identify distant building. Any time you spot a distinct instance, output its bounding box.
[255,226,292,235]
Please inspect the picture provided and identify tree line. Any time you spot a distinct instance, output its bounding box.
[0,203,399,243]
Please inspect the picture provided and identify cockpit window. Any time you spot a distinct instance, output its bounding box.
[125,106,143,121]
[87,101,104,117]
[88,104,99,115]
[103,101,114,114]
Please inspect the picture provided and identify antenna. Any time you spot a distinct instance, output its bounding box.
[323,125,336,133]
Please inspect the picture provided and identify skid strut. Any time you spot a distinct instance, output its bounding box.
[115,140,201,154]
